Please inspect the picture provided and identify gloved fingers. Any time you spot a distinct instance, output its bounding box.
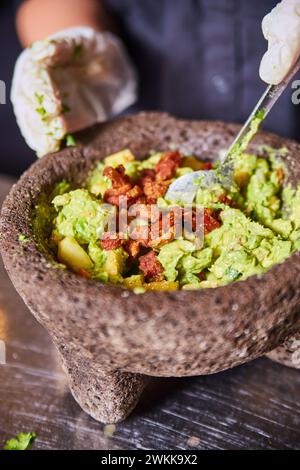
[11,27,137,157]
[260,0,300,85]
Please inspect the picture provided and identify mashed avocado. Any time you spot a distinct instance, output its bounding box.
[42,146,300,292]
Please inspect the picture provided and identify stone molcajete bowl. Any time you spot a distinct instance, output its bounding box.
[1,112,300,423]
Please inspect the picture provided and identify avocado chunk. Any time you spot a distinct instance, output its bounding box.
[103,248,128,280]
[104,149,135,167]
[58,236,93,273]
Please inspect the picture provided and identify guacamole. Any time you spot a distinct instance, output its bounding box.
[45,146,300,292]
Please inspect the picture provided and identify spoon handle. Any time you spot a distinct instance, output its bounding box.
[224,57,300,164]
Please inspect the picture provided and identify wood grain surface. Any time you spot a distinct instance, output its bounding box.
[0,175,299,450]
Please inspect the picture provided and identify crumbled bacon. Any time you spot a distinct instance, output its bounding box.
[219,194,233,206]
[204,208,221,234]
[101,155,221,257]
[101,232,123,250]
[103,165,133,206]
[126,185,144,207]
[143,179,169,203]
[104,186,132,206]
[139,251,164,282]
[156,151,182,181]
[103,165,147,207]
[138,169,156,189]
[103,165,131,187]
[158,207,183,240]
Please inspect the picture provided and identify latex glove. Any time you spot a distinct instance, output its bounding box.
[260,0,300,85]
[11,27,137,157]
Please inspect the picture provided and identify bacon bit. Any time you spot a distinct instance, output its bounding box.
[160,207,183,238]
[124,240,140,258]
[126,185,144,207]
[103,165,134,206]
[103,166,147,207]
[182,207,202,235]
[143,180,169,203]
[104,185,132,206]
[139,251,164,282]
[101,233,123,250]
[138,169,156,189]
[103,165,131,187]
[156,151,182,181]
[219,194,233,206]
[204,208,221,234]
[78,268,91,278]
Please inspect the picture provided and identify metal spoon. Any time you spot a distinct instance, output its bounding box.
[166,57,300,204]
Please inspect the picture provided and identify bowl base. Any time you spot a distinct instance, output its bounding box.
[60,352,148,423]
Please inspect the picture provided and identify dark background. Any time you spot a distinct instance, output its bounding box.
[1,0,300,177]
[0,1,35,176]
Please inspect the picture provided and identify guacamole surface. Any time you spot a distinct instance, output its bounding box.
[45,146,300,292]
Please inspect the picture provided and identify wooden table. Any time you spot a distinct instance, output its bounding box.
[0,174,299,450]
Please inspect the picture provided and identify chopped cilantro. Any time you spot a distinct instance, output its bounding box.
[65,134,76,147]
[36,107,49,121]
[34,93,50,121]
[4,432,36,450]
[34,92,44,106]
[18,234,29,244]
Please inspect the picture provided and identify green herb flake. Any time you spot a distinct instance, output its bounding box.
[34,92,44,106]
[4,432,36,451]
[18,234,29,244]
[34,93,50,121]
[36,107,50,122]
[65,134,76,147]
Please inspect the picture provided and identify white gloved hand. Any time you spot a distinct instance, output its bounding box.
[260,0,300,85]
[11,27,137,157]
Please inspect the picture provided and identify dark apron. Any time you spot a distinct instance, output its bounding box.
[105,0,300,140]
[1,0,299,176]
[0,0,35,176]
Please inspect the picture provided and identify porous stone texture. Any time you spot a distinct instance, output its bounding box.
[266,331,300,369]
[0,112,299,422]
